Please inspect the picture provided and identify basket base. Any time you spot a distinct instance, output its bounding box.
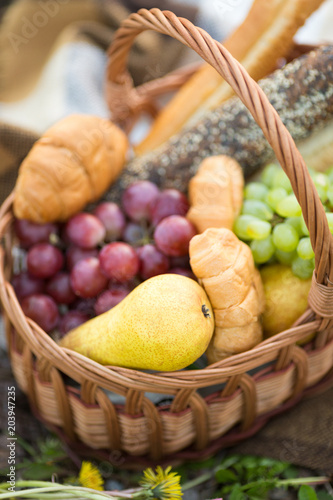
[30,366,333,469]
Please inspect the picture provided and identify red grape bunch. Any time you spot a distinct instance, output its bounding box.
[12,181,197,336]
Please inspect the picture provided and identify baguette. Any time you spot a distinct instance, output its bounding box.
[135,0,325,154]
[105,45,333,203]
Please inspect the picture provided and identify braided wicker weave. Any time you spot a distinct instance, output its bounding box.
[1,9,333,463]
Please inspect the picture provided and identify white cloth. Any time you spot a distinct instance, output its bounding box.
[0,0,333,135]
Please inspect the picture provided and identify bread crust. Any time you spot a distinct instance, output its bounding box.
[135,0,325,154]
[189,228,265,362]
[13,114,128,223]
[105,45,333,202]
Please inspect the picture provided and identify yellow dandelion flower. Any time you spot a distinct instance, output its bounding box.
[140,465,183,500]
[78,461,104,491]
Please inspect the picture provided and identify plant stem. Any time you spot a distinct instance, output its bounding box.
[182,472,213,491]
[240,476,330,493]
[0,481,153,500]
[0,482,117,500]
[279,477,330,487]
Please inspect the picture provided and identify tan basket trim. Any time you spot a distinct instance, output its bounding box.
[49,367,76,441]
[255,365,296,415]
[22,344,38,410]
[315,329,330,349]
[125,389,144,415]
[170,388,195,412]
[187,392,209,450]
[221,375,242,397]
[306,338,333,386]
[81,380,98,405]
[239,374,256,431]
[290,346,308,398]
[308,274,333,330]
[95,389,122,450]
[36,358,53,383]
[35,379,61,426]
[142,397,164,459]
[275,345,295,371]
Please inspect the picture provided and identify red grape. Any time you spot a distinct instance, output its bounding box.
[27,243,64,278]
[71,297,96,317]
[21,293,59,332]
[14,219,58,248]
[93,202,126,241]
[136,244,169,279]
[168,267,197,280]
[170,255,191,269]
[46,272,76,304]
[11,272,45,300]
[66,246,99,270]
[122,222,147,246]
[59,310,90,335]
[70,257,108,298]
[150,189,189,226]
[122,181,160,221]
[154,215,196,257]
[99,242,139,282]
[94,287,129,315]
[65,213,105,248]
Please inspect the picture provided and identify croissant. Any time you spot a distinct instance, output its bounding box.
[189,228,265,363]
[13,114,128,223]
[187,155,244,233]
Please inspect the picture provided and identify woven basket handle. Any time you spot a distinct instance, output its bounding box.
[106,8,333,286]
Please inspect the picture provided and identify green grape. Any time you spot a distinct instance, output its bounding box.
[326,212,333,233]
[297,237,314,260]
[272,170,292,192]
[241,199,273,221]
[265,187,288,210]
[300,216,310,236]
[234,215,258,240]
[247,219,271,240]
[285,217,303,236]
[292,256,315,280]
[250,236,275,264]
[327,186,333,207]
[260,163,281,187]
[275,248,297,265]
[244,182,269,201]
[272,223,299,252]
[276,194,302,217]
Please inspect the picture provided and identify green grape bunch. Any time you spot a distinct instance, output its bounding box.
[233,163,333,279]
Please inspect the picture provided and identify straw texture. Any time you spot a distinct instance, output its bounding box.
[1,9,333,461]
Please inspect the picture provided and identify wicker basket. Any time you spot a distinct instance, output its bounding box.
[1,9,333,465]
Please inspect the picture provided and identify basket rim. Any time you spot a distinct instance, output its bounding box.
[0,193,327,393]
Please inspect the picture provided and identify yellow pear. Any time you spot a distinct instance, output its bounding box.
[60,274,215,371]
[260,264,312,338]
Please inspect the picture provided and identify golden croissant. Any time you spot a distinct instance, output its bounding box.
[13,114,128,223]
